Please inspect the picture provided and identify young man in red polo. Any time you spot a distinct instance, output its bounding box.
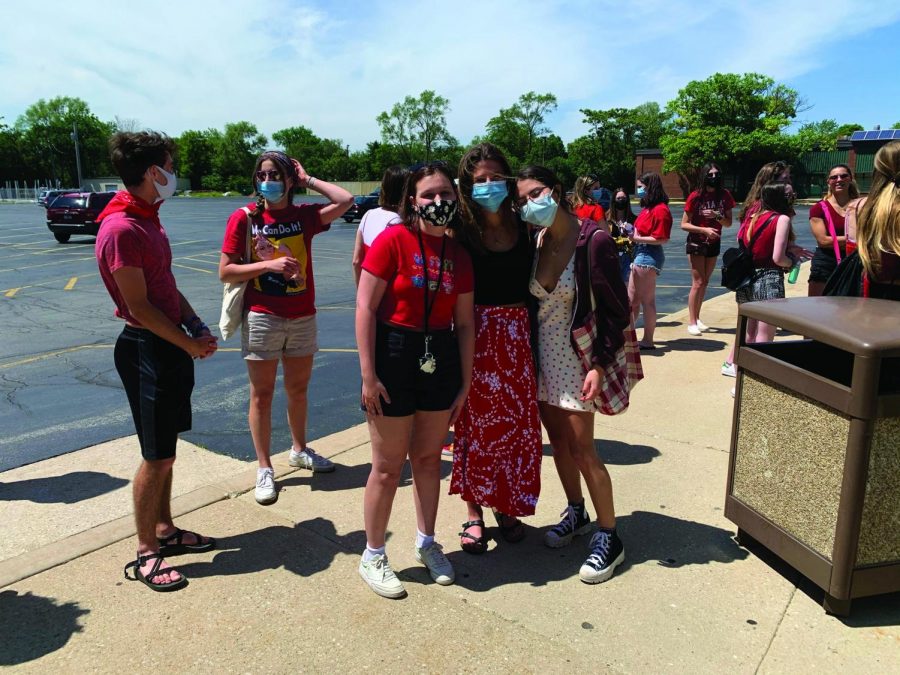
[96,131,218,591]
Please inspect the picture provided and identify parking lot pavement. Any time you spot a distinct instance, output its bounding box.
[0,199,817,471]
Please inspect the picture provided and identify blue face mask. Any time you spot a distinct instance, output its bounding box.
[257,181,285,203]
[471,180,508,213]
[636,186,646,198]
[520,193,558,228]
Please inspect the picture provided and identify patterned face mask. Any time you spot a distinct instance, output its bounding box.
[417,196,458,227]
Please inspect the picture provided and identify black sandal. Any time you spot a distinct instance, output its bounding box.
[459,519,488,554]
[124,552,188,592]
[494,512,526,543]
[157,528,216,555]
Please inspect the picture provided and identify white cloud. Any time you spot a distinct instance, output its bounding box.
[2,0,898,150]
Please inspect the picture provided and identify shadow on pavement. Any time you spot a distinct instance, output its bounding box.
[0,471,129,503]
[541,440,661,465]
[175,517,366,579]
[281,458,451,493]
[441,510,747,592]
[736,535,900,628]
[0,590,89,666]
[653,338,729,354]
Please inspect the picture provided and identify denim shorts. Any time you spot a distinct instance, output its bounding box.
[632,244,665,275]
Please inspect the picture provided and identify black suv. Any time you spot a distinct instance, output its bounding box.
[342,188,381,223]
[46,192,116,243]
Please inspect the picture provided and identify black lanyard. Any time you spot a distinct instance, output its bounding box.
[417,229,447,336]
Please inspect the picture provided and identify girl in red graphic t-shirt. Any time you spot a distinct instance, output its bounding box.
[355,163,474,598]
[680,162,735,335]
[218,151,353,505]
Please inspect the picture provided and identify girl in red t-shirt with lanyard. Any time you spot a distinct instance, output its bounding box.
[356,163,475,598]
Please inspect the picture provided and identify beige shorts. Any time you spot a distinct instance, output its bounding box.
[241,311,318,360]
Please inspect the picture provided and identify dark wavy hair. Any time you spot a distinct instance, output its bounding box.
[456,142,516,254]
[109,131,175,187]
[740,160,791,221]
[607,187,636,225]
[249,150,299,216]
[638,171,668,208]
[747,181,795,242]
[397,162,461,232]
[378,164,408,211]
[516,165,573,213]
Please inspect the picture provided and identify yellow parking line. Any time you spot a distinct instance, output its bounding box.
[0,344,111,369]
[4,287,21,298]
[64,277,78,290]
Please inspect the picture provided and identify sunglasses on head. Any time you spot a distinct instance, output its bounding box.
[827,173,851,181]
[255,169,282,181]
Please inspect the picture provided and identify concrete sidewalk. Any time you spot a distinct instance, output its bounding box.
[1,272,898,673]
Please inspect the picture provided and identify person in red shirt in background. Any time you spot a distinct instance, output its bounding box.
[356,163,475,599]
[628,172,673,350]
[681,162,735,336]
[807,164,858,297]
[571,175,608,227]
[96,131,218,592]
[219,151,353,505]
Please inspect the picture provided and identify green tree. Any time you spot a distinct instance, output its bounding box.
[376,90,455,163]
[15,97,115,186]
[892,121,900,130]
[571,102,667,188]
[272,125,358,181]
[176,129,219,190]
[212,122,266,192]
[0,119,25,183]
[793,119,862,152]
[484,91,558,166]
[660,73,803,181]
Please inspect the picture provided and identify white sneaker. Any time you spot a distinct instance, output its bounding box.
[696,320,709,332]
[289,446,335,473]
[687,324,702,336]
[731,387,736,398]
[358,553,406,598]
[254,468,277,505]
[415,542,455,585]
[721,361,737,377]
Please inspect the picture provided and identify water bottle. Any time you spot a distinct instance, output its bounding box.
[787,263,800,284]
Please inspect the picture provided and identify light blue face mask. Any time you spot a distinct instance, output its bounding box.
[520,192,558,228]
[471,180,508,213]
[257,180,285,203]
[636,186,646,198]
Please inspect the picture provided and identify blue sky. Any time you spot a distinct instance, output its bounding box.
[2,0,898,150]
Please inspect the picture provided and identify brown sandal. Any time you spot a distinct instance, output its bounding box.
[494,512,526,543]
[459,520,488,554]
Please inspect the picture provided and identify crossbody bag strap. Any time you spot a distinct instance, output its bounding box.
[818,200,842,263]
[744,213,777,251]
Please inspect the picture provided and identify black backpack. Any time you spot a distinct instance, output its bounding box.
[721,214,777,291]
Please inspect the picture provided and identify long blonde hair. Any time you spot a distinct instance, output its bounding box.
[571,175,597,209]
[857,141,900,277]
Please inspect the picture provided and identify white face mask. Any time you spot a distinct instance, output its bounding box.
[153,165,177,202]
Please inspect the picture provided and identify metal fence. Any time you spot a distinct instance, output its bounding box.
[0,180,62,202]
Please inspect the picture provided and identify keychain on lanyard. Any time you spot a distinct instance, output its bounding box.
[417,230,446,375]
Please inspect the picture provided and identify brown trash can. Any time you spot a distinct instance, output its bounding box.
[725,297,900,616]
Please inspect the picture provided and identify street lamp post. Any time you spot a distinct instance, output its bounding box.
[71,122,83,189]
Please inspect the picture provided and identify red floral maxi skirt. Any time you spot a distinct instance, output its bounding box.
[449,306,542,517]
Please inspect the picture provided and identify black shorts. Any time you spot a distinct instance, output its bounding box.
[372,323,461,417]
[809,246,843,283]
[114,326,194,461]
[686,235,721,258]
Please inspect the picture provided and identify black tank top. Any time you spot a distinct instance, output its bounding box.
[467,224,535,306]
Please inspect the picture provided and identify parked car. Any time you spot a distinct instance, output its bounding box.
[46,192,116,243]
[342,188,381,223]
[38,188,79,208]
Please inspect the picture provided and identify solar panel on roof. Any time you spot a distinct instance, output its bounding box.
[865,131,880,140]
[878,130,893,139]
[850,131,867,141]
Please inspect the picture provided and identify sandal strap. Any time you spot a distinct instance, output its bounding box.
[461,519,485,529]
[124,552,163,581]
[157,528,185,546]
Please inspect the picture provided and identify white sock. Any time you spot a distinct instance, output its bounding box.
[416,530,434,549]
[257,467,273,475]
[363,545,385,562]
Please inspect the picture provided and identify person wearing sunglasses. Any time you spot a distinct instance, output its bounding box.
[219,150,353,505]
[807,164,859,296]
[681,162,735,335]
[448,143,542,554]
[518,165,637,584]
[356,162,474,598]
